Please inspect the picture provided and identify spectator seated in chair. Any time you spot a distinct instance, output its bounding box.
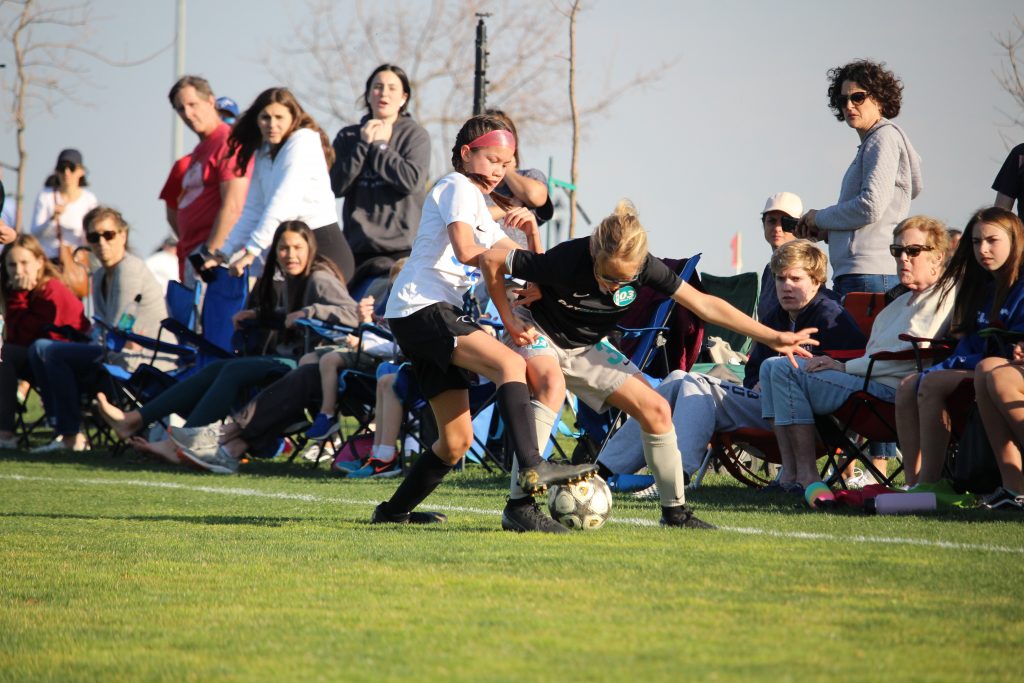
[759,216,955,502]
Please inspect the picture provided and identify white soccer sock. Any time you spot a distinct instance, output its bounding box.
[374,444,396,463]
[509,401,559,500]
[641,429,686,507]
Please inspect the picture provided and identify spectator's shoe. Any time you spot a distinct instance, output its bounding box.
[632,482,659,500]
[348,457,398,479]
[305,413,339,441]
[660,505,716,529]
[501,498,569,534]
[370,502,447,525]
[178,445,239,474]
[32,436,87,453]
[168,425,220,457]
[607,473,656,494]
[517,460,598,495]
[0,435,19,450]
[979,486,1024,511]
[844,469,877,490]
[331,457,365,477]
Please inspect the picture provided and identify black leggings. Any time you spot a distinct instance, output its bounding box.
[313,223,355,284]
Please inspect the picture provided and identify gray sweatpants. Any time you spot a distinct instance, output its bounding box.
[596,370,766,475]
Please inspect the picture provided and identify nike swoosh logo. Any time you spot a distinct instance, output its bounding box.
[572,292,589,298]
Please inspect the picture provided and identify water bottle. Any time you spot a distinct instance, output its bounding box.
[116,294,142,332]
[866,492,937,515]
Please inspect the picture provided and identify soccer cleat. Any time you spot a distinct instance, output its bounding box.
[660,504,716,529]
[517,460,598,495]
[979,486,1024,511]
[347,457,398,479]
[501,498,570,534]
[177,445,239,474]
[305,413,339,441]
[370,502,447,525]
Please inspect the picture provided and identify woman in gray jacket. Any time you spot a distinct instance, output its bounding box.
[797,59,923,301]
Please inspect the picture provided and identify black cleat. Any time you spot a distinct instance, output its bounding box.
[517,460,598,495]
[660,504,716,529]
[501,498,569,534]
[371,502,447,525]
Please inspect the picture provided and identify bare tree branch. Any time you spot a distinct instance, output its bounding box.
[995,15,1024,140]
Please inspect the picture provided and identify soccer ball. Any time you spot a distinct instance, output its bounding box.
[547,476,613,531]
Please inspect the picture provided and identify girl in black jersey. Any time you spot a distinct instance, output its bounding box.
[370,115,597,525]
[482,201,819,528]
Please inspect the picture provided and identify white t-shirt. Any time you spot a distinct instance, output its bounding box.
[385,172,506,318]
[30,187,99,258]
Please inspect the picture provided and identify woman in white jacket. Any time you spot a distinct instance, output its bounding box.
[206,87,353,280]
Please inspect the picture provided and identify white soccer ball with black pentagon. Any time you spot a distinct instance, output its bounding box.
[547,475,612,530]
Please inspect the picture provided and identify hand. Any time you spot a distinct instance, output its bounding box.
[502,206,538,234]
[0,222,16,245]
[52,204,65,220]
[284,310,307,328]
[773,327,819,367]
[358,296,375,324]
[344,334,360,349]
[803,355,844,373]
[228,252,255,278]
[504,317,538,347]
[201,258,220,271]
[231,309,257,330]
[511,283,542,308]
[794,210,819,240]
[361,119,385,143]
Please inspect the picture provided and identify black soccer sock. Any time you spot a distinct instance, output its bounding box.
[382,449,456,515]
[495,382,542,469]
[597,462,615,481]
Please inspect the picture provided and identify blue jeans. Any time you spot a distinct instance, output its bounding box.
[759,356,896,426]
[832,273,900,301]
[829,273,900,457]
[28,339,105,435]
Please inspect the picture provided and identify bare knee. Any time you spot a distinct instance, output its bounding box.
[637,395,672,434]
[526,364,564,409]
[916,372,951,408]
[435,426,472,464]
[298,351,319,366]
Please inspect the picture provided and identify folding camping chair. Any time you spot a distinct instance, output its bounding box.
[698,271,760,356]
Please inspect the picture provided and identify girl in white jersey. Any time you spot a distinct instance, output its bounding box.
[481,201,820,529]
[372,114,597,525]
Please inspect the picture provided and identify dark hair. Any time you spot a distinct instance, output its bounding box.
[254,221,346,318]
[450,114,515,211]
[363,64,411,115]
[826,60,903,122]
[1,233,62,300]
[228,87,334,175]
[44,158,89,189]
[168,75,214,106]
[937,207,1024,336]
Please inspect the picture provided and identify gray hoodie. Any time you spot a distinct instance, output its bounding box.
[816,119,924,280]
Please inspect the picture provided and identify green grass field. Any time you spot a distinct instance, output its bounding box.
[0,447,1022,683]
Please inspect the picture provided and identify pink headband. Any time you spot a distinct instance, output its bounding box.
[467,129,516,150]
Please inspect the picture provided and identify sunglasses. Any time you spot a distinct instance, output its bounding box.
[594,266,640,287]
[889,244,934,258]
[837,91,870,108]
[56,162,78,173]
[86,230,120,244]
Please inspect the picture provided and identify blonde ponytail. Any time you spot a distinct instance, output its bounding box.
[590,199,649,266]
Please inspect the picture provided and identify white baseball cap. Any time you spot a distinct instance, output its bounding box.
[762,192,803,219]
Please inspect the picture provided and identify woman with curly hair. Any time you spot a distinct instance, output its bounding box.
[797,59,923,300]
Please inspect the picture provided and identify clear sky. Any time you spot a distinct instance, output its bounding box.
[1,0,1021,278]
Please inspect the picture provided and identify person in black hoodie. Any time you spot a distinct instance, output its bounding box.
[329,64,431,292]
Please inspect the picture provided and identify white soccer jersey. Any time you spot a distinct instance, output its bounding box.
[385,172,506,318]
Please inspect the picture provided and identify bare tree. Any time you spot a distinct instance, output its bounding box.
[995,15,1024,134]
[0,0,169,229]
[268,0,565,170]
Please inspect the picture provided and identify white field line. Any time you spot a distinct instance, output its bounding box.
[2,473,1022,554]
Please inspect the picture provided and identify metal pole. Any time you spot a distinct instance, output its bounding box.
[473,13,490,115]
[172,0,186,161]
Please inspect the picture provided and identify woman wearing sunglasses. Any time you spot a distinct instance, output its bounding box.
[29,149,99,260]
[795,60,922,302]
[760,216,955,505]
[897,207,1024,488]
[28,206,168,452]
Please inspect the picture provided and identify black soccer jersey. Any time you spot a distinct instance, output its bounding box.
[507,237,682,349]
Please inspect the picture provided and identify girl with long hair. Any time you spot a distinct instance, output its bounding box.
[207,87,353,281]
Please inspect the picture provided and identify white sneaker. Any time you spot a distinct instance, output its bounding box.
[168,425,221,457]
[31,437,87,453]
[844,471,877,490]
[0,435,19,449]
